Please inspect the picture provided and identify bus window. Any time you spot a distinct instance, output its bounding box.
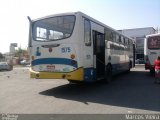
[125,38,128,45]
[33,15,76,41]
[116,34,119,43]
[36,27,47,40]
[121,36,124,44]
[148,36,160,49]
[105,29,113,41]
[105,29,109,41]
[109,32,113,41]
[123,37,126,44]
[113,32,116,42]
[49,30,63,40]
[84,19,91,46]
[119,35,121,43]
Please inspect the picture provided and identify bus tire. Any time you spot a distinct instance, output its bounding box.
[150,69,155,76]
[68,80,83,84]
[105,65,112,83]
[127,61,132,72]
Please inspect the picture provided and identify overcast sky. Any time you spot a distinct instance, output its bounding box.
[0,0,160,53]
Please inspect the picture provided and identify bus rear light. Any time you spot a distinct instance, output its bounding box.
[36,74,39,78]
[49,48,52,52]
[32,56,35,60]
[70,54,75,59]
[62,74,66,79]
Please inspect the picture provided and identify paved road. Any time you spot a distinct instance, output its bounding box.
[0,66,160,114]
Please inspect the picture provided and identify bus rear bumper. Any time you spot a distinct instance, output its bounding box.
[29,67,84,81]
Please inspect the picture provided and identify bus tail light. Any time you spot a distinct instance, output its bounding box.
[62,74,66,79]
[32,56,35,60]
[49,48,52,52]
[70,54,75,59]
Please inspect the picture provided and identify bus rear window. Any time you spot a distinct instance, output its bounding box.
[32,15,75,41]
[148,36,160,49]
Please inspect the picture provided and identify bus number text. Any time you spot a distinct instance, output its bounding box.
[61,47,71,53]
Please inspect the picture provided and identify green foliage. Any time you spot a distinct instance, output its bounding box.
[15,47,27,57]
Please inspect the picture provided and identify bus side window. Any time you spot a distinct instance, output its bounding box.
[105,40,107,49]
[109,32,113,41]
[125,38,128,45]
[105,29,109,41]
[121,36,124,44]
[123,37,125,44]
[84,19,91,46]
[116,34,119,43]
[105,29,112,41]
[113,33,116,42]
[119,35,122,43]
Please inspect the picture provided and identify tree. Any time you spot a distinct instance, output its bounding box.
[15,47,27,57]
[14,47,28,64]
[0,52,4,59]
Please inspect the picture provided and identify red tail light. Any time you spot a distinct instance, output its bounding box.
[49,48,52,52]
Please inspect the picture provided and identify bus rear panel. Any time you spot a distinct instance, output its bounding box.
[144,34,160,74]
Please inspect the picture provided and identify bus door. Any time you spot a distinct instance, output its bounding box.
[93,30,105,80]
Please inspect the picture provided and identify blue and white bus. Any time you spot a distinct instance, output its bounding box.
[28,12,135,83]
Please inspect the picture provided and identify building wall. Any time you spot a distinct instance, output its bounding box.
[119,27,156,60]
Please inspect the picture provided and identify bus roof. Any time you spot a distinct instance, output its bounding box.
[31,11,134,42]
[146,33,160,38]
[78,12,134,41]
[31,12,78,22]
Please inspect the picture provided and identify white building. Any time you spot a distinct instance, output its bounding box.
[9,43,17,55]
[118,27,156,59]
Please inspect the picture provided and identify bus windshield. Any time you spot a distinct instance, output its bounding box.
[147,36,160,49]
[32,15,76,41]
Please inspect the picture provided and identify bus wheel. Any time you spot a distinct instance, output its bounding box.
[105,65,112,83]
[127,61,132,73]
[68,80,82,84]
[150,69,155,76]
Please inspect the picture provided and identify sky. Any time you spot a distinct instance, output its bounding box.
[0,0,160,53]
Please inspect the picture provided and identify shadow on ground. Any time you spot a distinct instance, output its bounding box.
[40,69,160,112]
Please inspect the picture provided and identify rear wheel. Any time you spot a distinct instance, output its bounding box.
[68,80,83,84]
[127,61,132,73]
[150,68,155,76]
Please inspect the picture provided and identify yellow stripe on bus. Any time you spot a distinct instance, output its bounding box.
[30,67,84,81]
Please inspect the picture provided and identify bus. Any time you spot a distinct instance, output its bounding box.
[144,33,160,74]
[28,12,135,83]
